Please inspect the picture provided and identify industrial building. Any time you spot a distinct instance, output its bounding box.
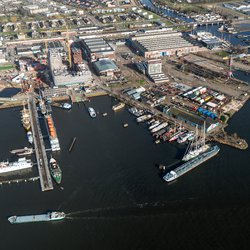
[48,41,64,53]
[22,5,49,15]
[135,59,168,83]
[93,58,119,77]
[164,107,219,133]
[49,49,92,86]
[81,38,115,62]
[128,31,201,58]
[196,32,223,49]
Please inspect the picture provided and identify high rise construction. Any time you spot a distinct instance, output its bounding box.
[49,49,92,87]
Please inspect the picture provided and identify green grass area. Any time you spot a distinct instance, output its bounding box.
[156,0,208,14]
[0,65,15,71]
[216,51,230,58]
[138,79,146,85]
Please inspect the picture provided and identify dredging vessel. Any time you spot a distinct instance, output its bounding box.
[49,157,62,184]
[0,157,33,174]
[8,211,65,224]
[163,145,220,182]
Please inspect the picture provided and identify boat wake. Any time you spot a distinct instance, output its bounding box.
[65,198,199,220]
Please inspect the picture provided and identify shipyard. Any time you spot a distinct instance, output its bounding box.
[0,0,249,248]
[0,0,248,189]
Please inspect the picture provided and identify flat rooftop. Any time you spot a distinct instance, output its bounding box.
[131,32,194,52]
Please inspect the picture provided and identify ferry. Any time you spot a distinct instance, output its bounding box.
[112,102,125,111]
[163,145,220,182]
[88,107,96,118]
[8,211,65,224]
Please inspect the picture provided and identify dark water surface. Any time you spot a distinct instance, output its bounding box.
[0,96,250,249]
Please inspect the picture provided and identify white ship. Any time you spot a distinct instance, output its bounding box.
[136,114,152,123]
[148,120,160,130]
[27,131,33,144]
[88,107,96,118]
[182,124,210,162]
[8,211,65,224]
[61,103,72,110]
[177,131,194,144]
[0,157,33,174]
[151,122,168,133]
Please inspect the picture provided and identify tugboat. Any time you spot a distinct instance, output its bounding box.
[49,157,62,184]
[88,107,96,118]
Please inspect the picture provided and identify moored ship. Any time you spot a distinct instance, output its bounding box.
[182,124,209,162]
[128,107,144,117]
[163,145,220,182]
[151,122,168,133]
[8,211,65,224]
[46,115,60,151]
[21,105,31,131]
[27,131,33,144]
[10,147,33,157]
[49,157,62,184]
[61,103,72,110]
[88,107,96,118]
[0,157,33,174]
[112,102,125,111]
[39,99,47,115]
[136,114,152,123]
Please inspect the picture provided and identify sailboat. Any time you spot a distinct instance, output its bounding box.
[182,122,210,162]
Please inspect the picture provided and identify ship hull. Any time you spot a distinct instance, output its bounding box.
[8,212,65,224]
[163,145,220,182]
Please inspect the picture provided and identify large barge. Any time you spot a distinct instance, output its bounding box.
[8,211,65,224]
[163,145,220,182]
[45,115,60,151]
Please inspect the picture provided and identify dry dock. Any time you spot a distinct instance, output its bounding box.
[28,96,53,191]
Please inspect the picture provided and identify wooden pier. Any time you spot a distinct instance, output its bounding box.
[28,96,53,191]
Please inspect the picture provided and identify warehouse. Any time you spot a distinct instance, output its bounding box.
[165,107,219,132]
[128,31,202,58]
[81,38,115,62]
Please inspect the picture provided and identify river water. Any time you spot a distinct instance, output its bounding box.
[0,95,250,249]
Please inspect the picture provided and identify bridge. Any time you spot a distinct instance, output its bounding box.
[28,96,53,192]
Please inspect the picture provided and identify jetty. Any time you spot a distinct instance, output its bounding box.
[28,96,53,191]
[208,131,248,150]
